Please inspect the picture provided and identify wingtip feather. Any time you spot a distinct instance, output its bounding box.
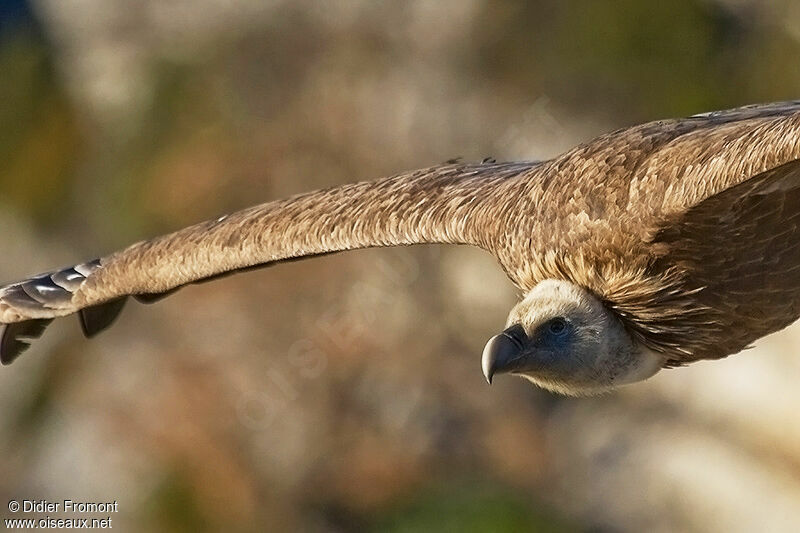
[1,319,54,365]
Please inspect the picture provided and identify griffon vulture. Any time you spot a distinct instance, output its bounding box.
[2,101,800,395]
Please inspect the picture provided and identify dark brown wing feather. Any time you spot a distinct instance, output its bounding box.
[650,159,800,365]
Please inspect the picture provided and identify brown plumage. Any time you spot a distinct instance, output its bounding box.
[2,101,800,394]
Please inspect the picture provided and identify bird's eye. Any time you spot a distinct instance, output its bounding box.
[548,317,568,335]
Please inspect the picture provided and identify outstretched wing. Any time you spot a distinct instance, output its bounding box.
[0,161,535,363]
[649,159,800,365]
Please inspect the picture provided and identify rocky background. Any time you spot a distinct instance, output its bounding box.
[1,1,800,531]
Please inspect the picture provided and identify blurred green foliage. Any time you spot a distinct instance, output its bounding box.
[143,470,211,533]
[369,481,576,533]
[473,0,800,119]
[0,26,79,225]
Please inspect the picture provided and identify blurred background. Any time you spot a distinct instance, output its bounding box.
[1,1,800,531]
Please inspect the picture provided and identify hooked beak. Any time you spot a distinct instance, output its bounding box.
[481,324,527,384]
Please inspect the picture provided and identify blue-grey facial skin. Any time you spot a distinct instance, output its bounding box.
[498,280,664,396]
[514,316,598,385]
[522,317,578,372]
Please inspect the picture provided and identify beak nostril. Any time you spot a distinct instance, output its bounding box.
[501,324,527,349]
[481,324,527,384]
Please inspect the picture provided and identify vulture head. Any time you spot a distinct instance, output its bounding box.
[482,280,664,395]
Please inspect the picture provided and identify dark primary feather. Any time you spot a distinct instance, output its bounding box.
[1,319,52,365]
[1,101,800,366]
[79,297,129,338]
